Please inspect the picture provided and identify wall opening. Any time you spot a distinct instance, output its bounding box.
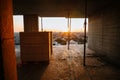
[38,17,88,60]
[13,16,89,79]
[13,15,89,63]
[13,15,24,64]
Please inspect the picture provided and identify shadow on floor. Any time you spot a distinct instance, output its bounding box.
[17,62,48,80]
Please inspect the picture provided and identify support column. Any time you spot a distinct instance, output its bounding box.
[0,0,18,80]
[24,14,39,32]
[0,39,4,80]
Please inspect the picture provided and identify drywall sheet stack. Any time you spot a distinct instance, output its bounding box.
[20,32,52,63]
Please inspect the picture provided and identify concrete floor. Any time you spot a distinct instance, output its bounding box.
[15,44,120,80]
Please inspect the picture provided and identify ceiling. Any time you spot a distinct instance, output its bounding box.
[13,0,113,18]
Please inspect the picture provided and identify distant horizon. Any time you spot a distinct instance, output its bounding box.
[14,31,87,33]
[13,16,88,32]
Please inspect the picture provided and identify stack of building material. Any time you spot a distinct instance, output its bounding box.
[20,32,52,63]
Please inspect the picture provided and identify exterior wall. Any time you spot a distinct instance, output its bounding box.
[88,5,120,66]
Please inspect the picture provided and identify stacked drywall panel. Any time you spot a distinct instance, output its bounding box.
[20,32,52,63]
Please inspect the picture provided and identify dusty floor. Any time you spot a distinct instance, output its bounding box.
[15,44,120,80]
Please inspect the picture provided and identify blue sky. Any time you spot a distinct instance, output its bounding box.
[13,15,88,32]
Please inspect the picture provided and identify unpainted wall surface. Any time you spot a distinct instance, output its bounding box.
[88,4,120,66]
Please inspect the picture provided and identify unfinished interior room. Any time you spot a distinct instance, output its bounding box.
[0,0,120,80]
